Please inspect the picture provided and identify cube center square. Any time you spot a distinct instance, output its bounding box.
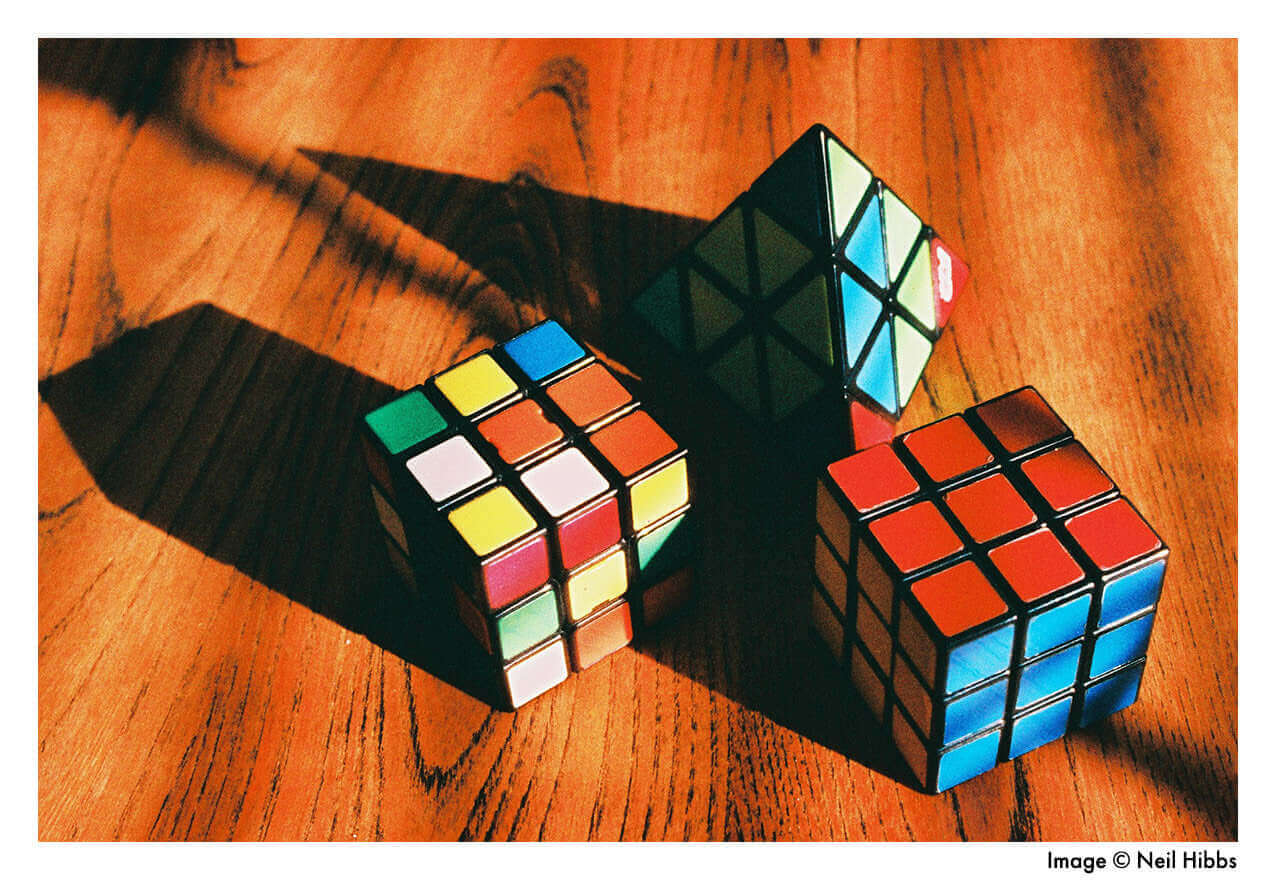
[360,319,697,710]
[810,386,1169,793]
[626,123,971,457]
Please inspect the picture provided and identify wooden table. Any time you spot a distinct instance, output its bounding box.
[38,38,1237,841]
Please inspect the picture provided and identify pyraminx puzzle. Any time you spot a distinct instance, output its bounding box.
[811,387,1168,793]
[629,123,969,450]
[362,320,695,709]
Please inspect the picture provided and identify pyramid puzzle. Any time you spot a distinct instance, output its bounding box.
[362,321,695,709]
[811,388,1168,792]
[630,123,969,448]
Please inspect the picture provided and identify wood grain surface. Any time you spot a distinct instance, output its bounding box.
[37,38,1238,841]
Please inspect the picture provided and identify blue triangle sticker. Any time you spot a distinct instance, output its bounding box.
[855,321,897,413]
[843,195,888,289]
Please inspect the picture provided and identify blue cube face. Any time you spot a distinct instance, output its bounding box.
[1016,642,1084,709]
[1097,558,1166,628]
[500,320,587,383]
[1089,612,1156,678]
[946,623,1016,694]
[1081,661,1146,727]
[1008,692,1075,760]
[936,728,1002,793]
[944,676,1010,745]
[1024,592,1092,657]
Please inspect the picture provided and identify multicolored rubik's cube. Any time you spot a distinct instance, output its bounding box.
[362,321,695,709]
[629,123,969,449]
[811,387,1168,793]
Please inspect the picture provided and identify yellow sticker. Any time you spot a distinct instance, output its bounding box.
[630,458,688,531]
[565,548,627,621]
[435,353,519,417]
[448,486,535,556]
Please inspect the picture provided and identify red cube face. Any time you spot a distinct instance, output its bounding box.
[481,535,550,611]
[570,600,634,670]
[557,496,621,571]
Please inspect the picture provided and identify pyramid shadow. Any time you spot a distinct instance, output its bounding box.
[39,303,506,706]
[296,148,707,353]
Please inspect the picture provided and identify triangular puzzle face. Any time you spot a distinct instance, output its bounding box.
[838,271,882,372]
[896,248,936,331]
[751,134,828,246]
[707,334,763,420]
[773,274,834,367]
[766,336,824,420]
[843,193,888,289]
[827,139,873,242]
[754,209,813,297]
[689,269,742,352]
[882,188,923,285]
[893,314,933,407]
[631,267,685,350]
[856,321,898,415]
[693,205,751,296]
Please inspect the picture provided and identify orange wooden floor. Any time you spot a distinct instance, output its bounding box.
[38,38,1237,840]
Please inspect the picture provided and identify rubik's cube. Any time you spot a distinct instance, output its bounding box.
[811,387,1168,793]
[629,123,969,450]
[361,320,695,709]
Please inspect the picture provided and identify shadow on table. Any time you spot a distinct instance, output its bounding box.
[294,148,706,354]
[40,301,913,786]
[39,303,505,706]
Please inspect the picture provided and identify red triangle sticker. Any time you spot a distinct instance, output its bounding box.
[930,236,970,329]
[850,400,895,450]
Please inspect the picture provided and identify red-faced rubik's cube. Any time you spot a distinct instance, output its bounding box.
[361,321,694,709]
[629,124,969,450]
[811,387,1168,793]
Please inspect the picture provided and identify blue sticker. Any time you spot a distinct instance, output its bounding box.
[1089,613,1155,678]
[936,728,1001,792]
[1016,643,1083,709]
[1081,663,1144,727]
[1008,694,1073,759]
[943,677,1010,745]
[843,194,888,288]
[1025,593,1092,658]
[501,321,587,383]
[1098,559,1166,628]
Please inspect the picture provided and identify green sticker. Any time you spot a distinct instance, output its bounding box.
[827,140,873,241]
[773,274,834,366]
[690,270,742,352]
[632,268,686,349]
[883,189,923,285]
[364,390,447,455]
[707,335,762,420]
[495,590,560,661]
[893,315,933,409]
[753,209,812,296]
[895,248,936,331]
[693,206,750,296]
[766,337,825,420]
